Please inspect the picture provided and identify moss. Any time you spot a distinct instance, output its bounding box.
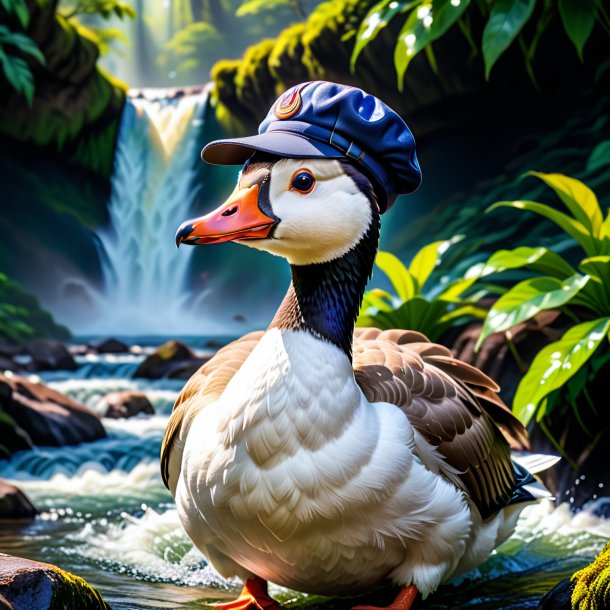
[47,564,112,610]
[0,273,71,343]
[0,0,127,181]
[571,541,610,610]
[210,0,373,132]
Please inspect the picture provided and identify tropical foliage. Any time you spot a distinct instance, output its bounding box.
[478,172,610,433]
[0,273,71,343]
[351,0,610,88]
[0,0,45,105]
[59,0,136,56]
[357,240,488,341]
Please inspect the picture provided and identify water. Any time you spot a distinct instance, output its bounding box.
[1,346,609,609]
[67,91,212,337]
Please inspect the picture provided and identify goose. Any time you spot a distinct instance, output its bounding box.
[161,82,556,610]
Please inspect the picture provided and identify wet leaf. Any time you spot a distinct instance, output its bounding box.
[482,0,536,79]
[351,0,416,69]
[513,317,610,426]
[488,199,598,257]
[528,171,602,236]
[477,274,590,349]
[478,246,576,280]
[375,251,417,301]
[558,0,597,60]
[394,0,471,90]
[409,240,445,290]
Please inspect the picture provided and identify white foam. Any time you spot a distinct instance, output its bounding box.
[69,507,237,588]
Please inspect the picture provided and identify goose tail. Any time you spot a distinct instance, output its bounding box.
[509,452,561,505]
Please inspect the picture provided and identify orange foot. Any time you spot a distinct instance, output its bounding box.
[208,577,280,610]
[352,585,419,610]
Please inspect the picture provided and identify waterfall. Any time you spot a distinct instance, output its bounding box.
[87,91,209,335]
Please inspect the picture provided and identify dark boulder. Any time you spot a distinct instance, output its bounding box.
[99,391,154,419]
[134,340,210,379]
[21,340,76,372]
[87,338,129,354]
[0,373,105,452]
[0,481,38,520]
[0,553,111,610]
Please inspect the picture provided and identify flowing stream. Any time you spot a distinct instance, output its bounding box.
[0,344,609,609]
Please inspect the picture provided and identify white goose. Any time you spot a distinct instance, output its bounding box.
[162,82,555,610]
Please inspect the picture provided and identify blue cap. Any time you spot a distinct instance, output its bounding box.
[201,81,422,212]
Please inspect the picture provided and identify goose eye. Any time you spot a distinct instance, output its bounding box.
[290,171,315,194]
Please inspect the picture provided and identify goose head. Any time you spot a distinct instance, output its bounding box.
[175,154,379,267]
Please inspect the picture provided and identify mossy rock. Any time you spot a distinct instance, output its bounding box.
[539,541,610,609]
[0,0,126,186]
[0,553,111,610]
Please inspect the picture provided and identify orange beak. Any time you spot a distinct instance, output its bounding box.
[175,184,276,247]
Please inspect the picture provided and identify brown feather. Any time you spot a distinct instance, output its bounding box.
[162,327,527,519]
[352,328,528,519]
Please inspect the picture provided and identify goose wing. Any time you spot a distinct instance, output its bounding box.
[160,331,264,493]
[353,328,529,519]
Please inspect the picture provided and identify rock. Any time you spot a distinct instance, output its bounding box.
[0,481,38,520]
[0,357,18,373]
[21,340,77,372]
[134,340,209,379]
[166,359,210,379]
[0,373,105,452]
[0,553,111,610]
[99,391,154,419]
[539,541,610,609]
[87,338,129,354]
[205,339,225,349]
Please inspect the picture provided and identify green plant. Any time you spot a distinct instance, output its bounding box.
[0,0,45,105]
[59,0,136,56]
[477,172,610,434]
[350,0,610,89]
[0,273,71,343]
[357,240,487,341]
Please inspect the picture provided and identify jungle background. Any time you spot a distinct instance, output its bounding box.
[1,0,610,609]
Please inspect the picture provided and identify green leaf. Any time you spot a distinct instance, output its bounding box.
[0,0,29,27]
[477,274,590,349]
[0,26,45,63]
[236,0,292,16]
[586,140,610,173]
[478,246,576,279]
[360,288,394,314]
[577,256,610,313]
[513,317,610,426]
[351,0,416,69]
[558,0,597,60]
[488,199,599,256]
[482,0,536,79]
[529,171,602,236]
[375,251,417,300]
[436,275,479,301]
[367,296,451,340]
[409,240,445,290]
[394,0,471,90]
[0,52,34,104]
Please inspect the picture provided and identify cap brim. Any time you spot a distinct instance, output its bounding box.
[201,131,343,165]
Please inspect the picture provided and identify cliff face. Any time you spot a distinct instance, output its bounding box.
[0,0,126,186]
[0,0,128,323]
